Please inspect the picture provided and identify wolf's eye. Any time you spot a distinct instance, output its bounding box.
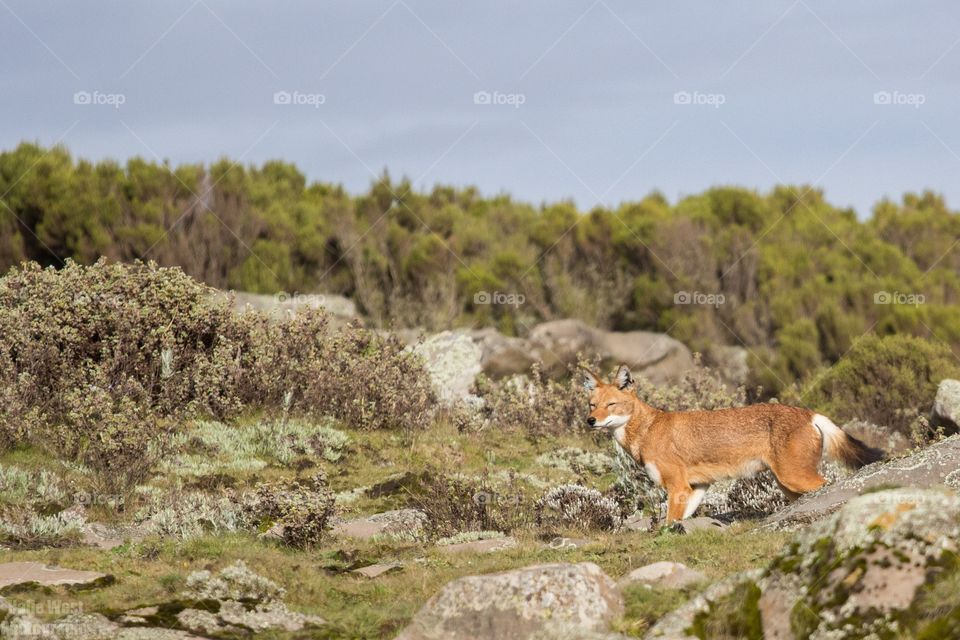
[589,403,597,409]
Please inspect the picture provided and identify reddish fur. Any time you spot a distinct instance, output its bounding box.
[585,367,884,521]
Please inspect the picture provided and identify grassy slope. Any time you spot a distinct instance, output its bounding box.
[0,419,791,639]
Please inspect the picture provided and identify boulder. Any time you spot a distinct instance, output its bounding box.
[469,328,539,378]
[0,562,108,589]
[332,509,428,542]
[396,562,624,640]
[530,320,694,384]
[646,569,763,639]
[620,562,707,590]
[227,290,358,326]
[666,488,960,639]
[704,345,749,387]
[763,434,960,530]
[411,331,484,407]
[933,378,960,430]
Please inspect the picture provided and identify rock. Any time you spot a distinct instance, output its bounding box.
[353,562,403,578]
[530,320,694,384]
[411,331,484,406]
[469,320,695,383]
[622,514,653,532]
[0,562,108,589]
[670,517,726,534]
[645,569,763,639]
[397,562,624,640]
[332,509,428,542]
[933,378,960,430]
[705,345,749,387]
[228,290,358,325]
[619,562,707,590]
[677,488,960,639]
[764,433,960,530]
[438,537,517,554]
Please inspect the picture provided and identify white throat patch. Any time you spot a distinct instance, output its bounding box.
[597,414,629,448]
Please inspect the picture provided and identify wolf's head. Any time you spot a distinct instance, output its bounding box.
[582,365,636,430]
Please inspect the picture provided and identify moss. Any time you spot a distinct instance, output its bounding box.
[790,600,820,638]
[688,580,763,640]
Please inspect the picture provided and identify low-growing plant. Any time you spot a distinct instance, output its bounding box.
[633,354,748,411]
[412,470,532,538]
[240,473,335,548]
[475,363,585,437]
[0,504,85,549]
[535,447,615,476]
[535,484,623,533]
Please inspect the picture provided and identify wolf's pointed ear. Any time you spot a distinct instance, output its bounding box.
[615,365,634,390]
[580,368,601,391]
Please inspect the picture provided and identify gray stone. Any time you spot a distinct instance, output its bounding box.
[619,562,707,590]
[397,562,624,640]
[438,537,517,554]
[332,509,428,541]
[763,434,960,530]
[933,378,960,429]
[353,562,403,579]
[0,562,108,589]
[671,517,726,534]
[645,569,763,639]
[411,331,484,406]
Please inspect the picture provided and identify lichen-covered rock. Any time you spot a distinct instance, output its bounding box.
[933,378,960,429]
[764,434,960,530]
[620,562,707,590]
[397,562,623,640]
[645,569,763,639]
[662,488,960,639]
[332,508,428,542]
[412,331,484,407]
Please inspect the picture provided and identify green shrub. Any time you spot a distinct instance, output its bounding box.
[800,334,960,437]
[240,473,335,548]
[0,260,436,492]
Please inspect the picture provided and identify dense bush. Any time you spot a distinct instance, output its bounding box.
[798,334,960,437]
[476,364,586,437]
[0,260,435,491]
[4,143,960,398]
[241,473,335,548]
[534,484,623,532]
[412,470,531,538]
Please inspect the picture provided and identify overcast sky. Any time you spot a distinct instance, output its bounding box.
[3,1,959,216]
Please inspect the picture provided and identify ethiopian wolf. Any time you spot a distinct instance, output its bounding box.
[583,365,884,521]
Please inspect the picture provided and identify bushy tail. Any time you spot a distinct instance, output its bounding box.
[812,413,886,469]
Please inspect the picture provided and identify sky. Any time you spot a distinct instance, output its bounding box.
[2,0,959,217]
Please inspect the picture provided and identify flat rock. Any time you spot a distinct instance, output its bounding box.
[397,562,623,640]
[764,434,960,530]
[670,517,726,534]
[0,562,108,589]
[438,537,517,554]
[331,509,427,541]
[619,562,707,590]
[353,562,403,579]
[623,514,654,532]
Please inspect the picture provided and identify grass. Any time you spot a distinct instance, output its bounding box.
[0,417,792,638]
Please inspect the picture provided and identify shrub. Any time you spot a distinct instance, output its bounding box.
[0,260,436,491]
[0,505,84,549]
[240,473,335,548]
[476,363,585,437]
[800,334,960,438]
[535,447,615,476]
[633,355,748,411]
[535,484,622,532]
[412,470,531,538]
